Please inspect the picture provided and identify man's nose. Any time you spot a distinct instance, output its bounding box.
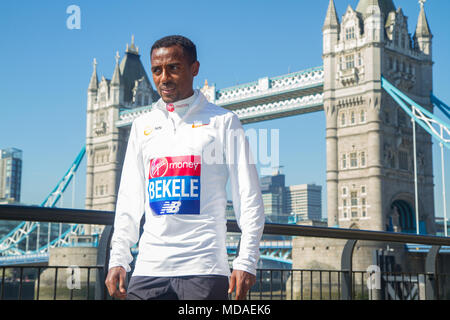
[160,67,171,83]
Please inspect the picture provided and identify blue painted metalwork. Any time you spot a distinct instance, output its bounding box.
[216,66,324,96]
[381,76,450,149]
[119,104,153,118]
[258,254,292,266]
[227,240,293,264]
[269,65,324,82]
[216,80,259,95]
[0,253,49,266]
[41,146,86,208]
[0,146,86,256]
[405,244,450,253]
[431,93,450,120]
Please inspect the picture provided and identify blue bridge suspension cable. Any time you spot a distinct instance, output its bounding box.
[382,76,450,236]
[0,146,86,256]
[381,76,450,149]
[431,93,450,120]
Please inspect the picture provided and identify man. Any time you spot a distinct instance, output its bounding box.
[105,35,265,300]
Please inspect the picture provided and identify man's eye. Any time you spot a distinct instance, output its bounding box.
[152,68,161,74]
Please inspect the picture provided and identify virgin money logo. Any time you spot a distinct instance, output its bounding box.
[150,157,168,178]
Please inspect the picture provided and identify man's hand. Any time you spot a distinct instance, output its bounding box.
[105,266,127,300]
[228,270,256,300]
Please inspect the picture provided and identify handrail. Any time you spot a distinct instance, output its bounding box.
[249,222,450,246]
[0,205,114,225]
[1,205,449,246]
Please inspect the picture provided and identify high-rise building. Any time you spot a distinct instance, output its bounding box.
[259,170,323,224]
[260,171,287,223]
[285,184,322,222]
[0,148,23,202]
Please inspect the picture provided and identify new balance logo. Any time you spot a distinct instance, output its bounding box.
[160,201,182,214]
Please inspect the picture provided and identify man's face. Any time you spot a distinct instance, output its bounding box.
[151,45,200,103]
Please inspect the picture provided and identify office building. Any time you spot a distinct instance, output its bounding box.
[285,184,322,222]
[260,171,287,223]
[0,148,23,202]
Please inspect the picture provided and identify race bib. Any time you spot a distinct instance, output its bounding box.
[148,155,201,215]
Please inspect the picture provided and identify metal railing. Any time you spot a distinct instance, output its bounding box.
[1,204,450,300]
[0,265,101,300]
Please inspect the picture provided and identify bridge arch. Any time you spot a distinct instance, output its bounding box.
[386,193,427,234]
[391,200,414,233]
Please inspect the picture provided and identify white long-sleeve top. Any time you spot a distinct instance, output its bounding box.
[108,90,265,277]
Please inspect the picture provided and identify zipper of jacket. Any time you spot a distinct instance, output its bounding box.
[170,116,177,135]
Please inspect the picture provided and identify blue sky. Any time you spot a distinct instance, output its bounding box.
[0,0,449,221]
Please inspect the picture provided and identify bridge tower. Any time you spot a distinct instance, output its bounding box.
[85,36,158,218]
[323,0,435,234]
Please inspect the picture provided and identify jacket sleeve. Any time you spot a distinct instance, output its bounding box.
[224,113,265,276]
[108,121,146,272]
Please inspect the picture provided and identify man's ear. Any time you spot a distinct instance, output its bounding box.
[192,61,200,77]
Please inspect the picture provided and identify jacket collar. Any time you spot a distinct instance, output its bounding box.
[155,89,208,122]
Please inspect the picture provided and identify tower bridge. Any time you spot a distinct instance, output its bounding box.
[0,0,449,272]
[116,66,324,127]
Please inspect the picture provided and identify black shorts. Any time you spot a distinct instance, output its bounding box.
[126,275,229,300]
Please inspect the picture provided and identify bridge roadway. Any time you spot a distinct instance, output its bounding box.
[116,66,324,127]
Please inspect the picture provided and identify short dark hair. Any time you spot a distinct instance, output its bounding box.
[151,35,197,64]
